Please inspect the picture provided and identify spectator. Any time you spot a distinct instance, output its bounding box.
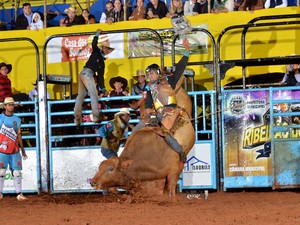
[265,0,287,8]
[129,70,148,119]
[97,107,132,159]
[129,0,147,20]
[184,0,207,16]
[108,76,130,109]
[146,0,168,19]
[15,3,34,30]
[28,80,50,100]
[131,70,148,95]
[211,0,235,13]
[60,7,85,27]
[100,1,114,24]
[111,0,128,22]
[81,9,97,24]
[0,62,12,102]
[15,3,58,29]
[29,12,44,30]
[235,0,265,11]
[167,0,184,18]
[74,29,114,126]
[0,97,28,201]
[280,63,300,86]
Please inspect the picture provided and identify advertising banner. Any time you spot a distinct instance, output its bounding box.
[183,143,213,186]
[223,90,272,177]
[223,89,300,179]
[47,33,124,64]
[127,25,208,58]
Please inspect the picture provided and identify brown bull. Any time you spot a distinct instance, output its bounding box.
[91,119,195,196]
[91,75,195,196]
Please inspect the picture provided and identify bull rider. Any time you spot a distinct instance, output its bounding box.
[133,38,191,163]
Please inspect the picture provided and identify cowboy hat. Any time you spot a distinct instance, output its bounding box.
[64,7,77,14]
[109,76,128,89]
[132,69,146,80]
[0,62,12,74]
[4,97,14,105]
[114,107,130,118]
[98,40,114,54]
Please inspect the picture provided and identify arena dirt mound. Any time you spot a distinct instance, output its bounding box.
[37,191,199,205]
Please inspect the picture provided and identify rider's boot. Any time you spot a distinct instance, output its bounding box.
[164,134,186,162]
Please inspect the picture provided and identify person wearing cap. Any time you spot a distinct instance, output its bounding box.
[0,97,28,201]
[0,62,13,103]
[74,29,114,126]
[97,108,133,159]
[60,7,85,27]
[131,70,148,96]
[133,38,191,163]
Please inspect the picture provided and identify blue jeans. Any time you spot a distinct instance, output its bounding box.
[101,147,118,159]
[74,68,99,122]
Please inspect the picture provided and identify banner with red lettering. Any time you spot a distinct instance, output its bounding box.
[47,33,124,64]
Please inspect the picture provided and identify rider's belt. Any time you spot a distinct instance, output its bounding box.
[154,96,177,110]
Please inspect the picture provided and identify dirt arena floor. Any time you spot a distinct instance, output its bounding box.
[1,190,299,225]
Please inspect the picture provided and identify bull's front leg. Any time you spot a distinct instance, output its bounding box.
[166,173,181,197]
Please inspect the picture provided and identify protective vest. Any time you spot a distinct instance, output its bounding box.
[150,78,177,111]
[100,116,127,152]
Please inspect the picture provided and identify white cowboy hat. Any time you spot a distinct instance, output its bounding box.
[114,108,130,118]
[132,69,146,80]
[4,97,15,104]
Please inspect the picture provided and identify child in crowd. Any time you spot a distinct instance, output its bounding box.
[108,76,130,109]
[29,12,44,30]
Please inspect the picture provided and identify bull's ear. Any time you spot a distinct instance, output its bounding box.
[121,159,133,171]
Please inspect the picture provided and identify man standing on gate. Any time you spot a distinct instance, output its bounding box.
[74,29,114,126]
[0,97,28,201]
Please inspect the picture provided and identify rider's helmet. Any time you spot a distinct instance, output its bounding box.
[145,64,161,79]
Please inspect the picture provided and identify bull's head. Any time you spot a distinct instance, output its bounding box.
[90,156,132,190]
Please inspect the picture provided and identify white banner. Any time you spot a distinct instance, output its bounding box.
[47,33,125,64]
[183,143,212,186]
